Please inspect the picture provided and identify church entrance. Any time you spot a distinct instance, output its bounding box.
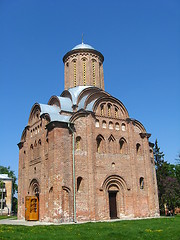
[109,191,117,219]
[25,179,39,221]
[25,196,39,221]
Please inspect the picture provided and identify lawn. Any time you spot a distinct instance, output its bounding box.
[0,215,17,220]
[0,216,179,240]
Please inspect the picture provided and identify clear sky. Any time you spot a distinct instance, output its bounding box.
[0,0,180,179]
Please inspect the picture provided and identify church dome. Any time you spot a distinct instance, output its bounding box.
[72,43,94,50]
[63,42,104,90]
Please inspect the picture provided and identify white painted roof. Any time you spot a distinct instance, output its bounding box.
[0,174,12,180]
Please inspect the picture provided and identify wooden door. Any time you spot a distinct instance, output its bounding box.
[109,191,117,219]
[25,196,39,221]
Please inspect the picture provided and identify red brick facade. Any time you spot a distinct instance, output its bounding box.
[18,43,159,222]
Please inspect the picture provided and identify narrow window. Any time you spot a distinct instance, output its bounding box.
[97,138,101,153]
[115,108,118,118]
[77,177,83,192]
[96,135,104,153]
[83,60,86,85]
[76,136,81,150]
[73,60,77,87]
[101,105,104,116]
[108,105,110,117]
[136,143,141,155]
[140,177,144,189]
[119,138,127,154]
[120,140,124,153]
[92,61,96,86]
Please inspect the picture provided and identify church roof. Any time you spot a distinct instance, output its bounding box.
[28,86,129,126]
[39,104,71,123]
[72,43,94,50]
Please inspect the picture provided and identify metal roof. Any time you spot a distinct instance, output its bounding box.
[39,104,70,123]
[68,86,93,105]
[56,97,73,112]
[35,86,123,124]
[72,43,94,50]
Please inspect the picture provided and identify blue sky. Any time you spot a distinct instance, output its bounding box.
[0,0,179,179]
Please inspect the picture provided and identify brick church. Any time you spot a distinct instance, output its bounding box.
[18,42,159,222]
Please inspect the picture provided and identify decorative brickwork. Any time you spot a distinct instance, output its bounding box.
[18,43,159,222]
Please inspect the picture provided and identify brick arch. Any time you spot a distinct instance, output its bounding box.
[102,175,128,192]
[48,96,61,107]
[102,175,128,218]
[20,128,27,142]
[28,103,41,125]
[119,137,128,154]
[29,178,40,197]
[96,134,105,153]
[93,96,129,118]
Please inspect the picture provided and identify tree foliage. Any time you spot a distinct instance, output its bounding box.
[0,166,18,213]
[153,140,180,214]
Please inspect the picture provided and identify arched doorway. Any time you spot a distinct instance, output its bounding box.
[108,185,119,219]
[102,175,127,219]
[25,179,40,221]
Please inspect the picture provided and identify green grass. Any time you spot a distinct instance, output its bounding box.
[0,216,180,240]
[0,215,17,220]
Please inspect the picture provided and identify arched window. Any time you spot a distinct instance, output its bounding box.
[115,122,120,130]
[109,121,113,129]
[115,107,118,118]
[77,177,83,192]
[119,138,127,154]
[121,123,126,131]
[100,105,104,116]
[95,119,99,128]
[76,136,81,150]
[108,104,111,117]
[136,143,142,155]
[140,177,144,189]
[96,135,104,153]
[102,120,106,129]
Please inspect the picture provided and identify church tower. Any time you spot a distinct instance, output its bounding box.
[63,42,104,90]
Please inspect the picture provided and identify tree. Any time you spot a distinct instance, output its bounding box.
[153,140,180,215]
[153,139,165,170]
[153,139,166,213]
[0,166,18,214]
